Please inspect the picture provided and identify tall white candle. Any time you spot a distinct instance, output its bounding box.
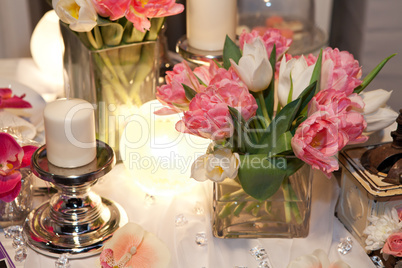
[44,98,96,168]
[186,0,237,51]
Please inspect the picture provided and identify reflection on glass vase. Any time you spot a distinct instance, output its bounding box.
[61,24,160,161]
[213,164,312,238]
[0,168,33,228]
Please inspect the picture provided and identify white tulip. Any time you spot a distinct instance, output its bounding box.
[360,89,398,132]
[230,38,272,92]
[277,56,316,107]
[53,0,97,32]
[191,149,240,182]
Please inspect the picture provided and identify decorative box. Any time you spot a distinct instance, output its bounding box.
[336,111,402,251]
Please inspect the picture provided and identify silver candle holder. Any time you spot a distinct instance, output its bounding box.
[23,140,128,258]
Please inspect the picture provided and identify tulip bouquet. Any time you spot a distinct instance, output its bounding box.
[51,0,184,104]
[156,28,395,232]
[50,0,184,157]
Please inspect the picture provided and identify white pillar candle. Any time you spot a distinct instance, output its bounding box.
[44,98,96,168]
[186,0,237,51]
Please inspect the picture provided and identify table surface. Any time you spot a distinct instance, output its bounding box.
[0,58,383,268]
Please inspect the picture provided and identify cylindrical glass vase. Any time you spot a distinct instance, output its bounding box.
[0,168,34,228]
[60,24,160,161]
[213,164,312,238]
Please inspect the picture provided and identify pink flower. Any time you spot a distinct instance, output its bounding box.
[0,133,37,202]
[0,88,32,109]
[321,48,362,95]
[99,222,170,268]
[291,111,342,177]
[91,0,129,21]
[309,89,368,144]
[156,61,204,114]
[192,60,221,85]
[382,232,402,258]
[176,82,257,141]
[239,28,292,61]
[125,0,184,32]
[309,88,364,115]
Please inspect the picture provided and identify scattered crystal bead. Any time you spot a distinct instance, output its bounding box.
[193,202,204,215]
[12,235,25,249]
[55,253,71,268]
[250,246,267,261]
[259,260,271,268]
[14,247,27,262]
[195,232,208,246]
[4,225,23,239]
[144,194,156,206]
[370,256,385,268]
[337,237,353,255]
[175,214,188,227]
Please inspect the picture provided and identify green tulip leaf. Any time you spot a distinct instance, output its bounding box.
[123,21,146,43]
[223,35,242,70]
[255,98,301,154]
[182,84,197,101]
[353,53,397,94]
[100,23,124,46]
[145,17,165,41]
[310,49,322,94]
[238,154,287,200]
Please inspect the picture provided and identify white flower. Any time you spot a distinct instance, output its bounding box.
[53,0,97,32]
[287,249,350,268]
[359,89,398,132]
[191,148,240,182]
[277,56,316,107]
[230,38,272,92]
[363,208,402,251]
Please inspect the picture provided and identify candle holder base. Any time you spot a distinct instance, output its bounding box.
[176,36,223,66]
[23,140,128,258]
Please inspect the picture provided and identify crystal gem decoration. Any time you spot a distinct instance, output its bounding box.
[250,246,268,261]
[195,232,208,246]
[370,256,385,268]
[193,202,204,215]
[144,194,156,206]
[12,235,25,249]
[55,253,71,268]
[337,237,353,255]
[259,260,272,268]
[4,225,23,239]
[14,247,27,262]
[175,214,188,227]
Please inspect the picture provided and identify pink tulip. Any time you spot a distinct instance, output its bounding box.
[0,88,32,109]
[192,60,221,85]
[0,133,37,202]
[239,28,292,61]
[176,82,257,141]
[125,0,184,32]
[321,48,362,95]
[91,0,129,21]
[156,61,205,114]
[309,89,365,116]
[309,89,368,144]
[382,232,402,258]
[291,111,342,177]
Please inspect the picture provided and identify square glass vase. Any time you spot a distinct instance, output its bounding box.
[212,164,312,238]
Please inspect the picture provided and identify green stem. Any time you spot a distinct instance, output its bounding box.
[289,184,303,224]
[281,177,292,223]
[257,91,271,126]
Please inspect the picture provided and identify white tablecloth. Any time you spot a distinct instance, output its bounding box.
[0,58,377,268]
